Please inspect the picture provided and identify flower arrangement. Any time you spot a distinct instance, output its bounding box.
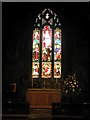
[62,74,81,97]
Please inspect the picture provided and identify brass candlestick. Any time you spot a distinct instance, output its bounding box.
[56,78,58,89]
[56,78,57,83]
[32,77,33,88]
[44,80,45,90]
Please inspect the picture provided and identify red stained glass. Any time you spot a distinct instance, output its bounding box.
[54,28,62,78]
[32,29,40,78]
[32,9,62,80]
[33,29,40,62]
[32,62,39,78]
[42,25,52,62]
[42,62,51,78]
[54,62,61,78]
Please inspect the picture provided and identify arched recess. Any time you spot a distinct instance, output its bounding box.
[32,8,62,89]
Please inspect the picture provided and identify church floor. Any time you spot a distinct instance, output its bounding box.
[2,108,52,120]
[2,108,88,120]
[2,114,52,120]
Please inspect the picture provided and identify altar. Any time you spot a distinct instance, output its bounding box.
[26,89,61,109]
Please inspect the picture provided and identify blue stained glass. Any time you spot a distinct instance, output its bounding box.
[54,28,61,78]
[35,39,38,43]
[56,39,60,45]
[55,48,59,53]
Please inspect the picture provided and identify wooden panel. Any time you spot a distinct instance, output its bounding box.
[26,89,61,109]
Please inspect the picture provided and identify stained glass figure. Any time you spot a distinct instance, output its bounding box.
[32,62,39,78]
[33,29,40,62]
[42,25,52,62]
[54,62,61,78]
[32,29,40,78]
[42,62,51,78]
[54,28,61,61]
[54,28,61,78]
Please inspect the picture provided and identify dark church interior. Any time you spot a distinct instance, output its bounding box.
[2,2,89,120]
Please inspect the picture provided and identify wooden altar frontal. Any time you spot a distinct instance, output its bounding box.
[26,89,61,109]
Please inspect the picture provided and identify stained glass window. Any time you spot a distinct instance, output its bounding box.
[32,29,40,78]
[32,8,62,80]
[32,62,39,78]
[54,62,61,78]
[54,28,61,78]
[42,25,52,62]
[42,25,52,78]
[42,62,52,78]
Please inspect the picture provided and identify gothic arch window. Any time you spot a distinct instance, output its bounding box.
[32,8,62,88]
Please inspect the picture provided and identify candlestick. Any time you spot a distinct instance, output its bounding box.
[32,77,33,88]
